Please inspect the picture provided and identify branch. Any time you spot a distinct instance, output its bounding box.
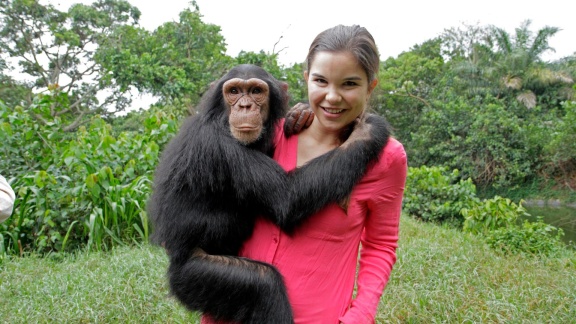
[62,110,89,132]
[394,90,432,108]
[55,83,99,116]
[19,17,50,88]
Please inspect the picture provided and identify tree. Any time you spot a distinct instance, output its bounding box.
[0,0,141,131]
[0,57,33,106]
[97,3,232,114]
[442,21,573,108]
[376,38,446,143]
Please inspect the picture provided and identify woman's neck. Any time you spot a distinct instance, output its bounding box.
[296,122,342,167]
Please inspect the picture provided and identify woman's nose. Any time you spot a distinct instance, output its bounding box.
[325,87,341,104]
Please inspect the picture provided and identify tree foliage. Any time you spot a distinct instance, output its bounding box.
[443,20,573,108]
[96,3,232,114]
[375,20,575,188]
[0,0,141,131]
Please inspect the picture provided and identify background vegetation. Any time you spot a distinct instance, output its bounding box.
[1,0,574,256]
[1,0,575,321]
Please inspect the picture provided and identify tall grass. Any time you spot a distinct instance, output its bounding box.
[1,215,574,323]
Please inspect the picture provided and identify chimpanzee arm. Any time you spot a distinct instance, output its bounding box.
[218,129,291,217]
[277,114,391,233]
[216,114,390,234]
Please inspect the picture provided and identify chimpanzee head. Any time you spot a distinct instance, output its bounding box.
[204,64,288,146]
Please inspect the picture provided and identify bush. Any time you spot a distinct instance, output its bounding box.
[0,99,179,255]
[403,166,478,225]
[409,96,537,188]
[541,100,576,188]
[462,196,566,255]
[485,218,565,255]
[462,196,528,235]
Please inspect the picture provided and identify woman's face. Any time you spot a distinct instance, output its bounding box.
[304,51,377,134]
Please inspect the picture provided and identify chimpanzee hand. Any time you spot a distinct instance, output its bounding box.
[340,113,372,149]
[284,102,314,137]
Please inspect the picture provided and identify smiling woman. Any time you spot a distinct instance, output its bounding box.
[303,51,378,149]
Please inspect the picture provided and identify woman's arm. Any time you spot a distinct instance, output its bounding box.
[339,139,407,324]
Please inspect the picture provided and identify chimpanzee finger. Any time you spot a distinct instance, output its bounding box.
[284,102,311,136]
[284,114,297,137]
[303,110,314,128]
[293,109,314,133]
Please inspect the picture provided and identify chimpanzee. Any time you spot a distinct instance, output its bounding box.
[147,64,390,324]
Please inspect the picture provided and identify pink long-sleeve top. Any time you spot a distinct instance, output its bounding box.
[239,121,407,323]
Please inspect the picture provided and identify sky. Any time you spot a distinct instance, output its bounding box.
[46,0,575,66]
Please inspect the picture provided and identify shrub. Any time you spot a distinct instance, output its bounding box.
[409,96,537,189]
[485,218,565,255]
[461,196,528,235]
[462,197,566,255]
[0,99,179,255]
[403,166,479,225]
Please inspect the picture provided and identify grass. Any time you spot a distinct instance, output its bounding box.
[1,215,575,323]
[378,217,576,323]
[0,244,198,323]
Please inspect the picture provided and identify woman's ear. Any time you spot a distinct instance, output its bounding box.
[368,79,378,96]
[303,70,309,81]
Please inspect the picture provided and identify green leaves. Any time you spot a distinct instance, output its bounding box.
[0,98,178,255]
[403,166,479,225]
[462,196,527,235]
[462,196,566,255]
[0,0,142,129]
[96,6,231,105]
[403,166,568,255]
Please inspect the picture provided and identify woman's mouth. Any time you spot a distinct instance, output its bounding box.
[322,107,345,114]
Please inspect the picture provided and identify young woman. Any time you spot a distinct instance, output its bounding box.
[239,25,407,323]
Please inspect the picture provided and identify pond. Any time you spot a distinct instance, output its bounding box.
[523,204,576,246]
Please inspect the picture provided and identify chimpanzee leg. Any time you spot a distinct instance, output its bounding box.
[168,251,293,324]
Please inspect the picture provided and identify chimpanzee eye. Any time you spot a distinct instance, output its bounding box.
[230,87,239,94]
[251,87,262,94]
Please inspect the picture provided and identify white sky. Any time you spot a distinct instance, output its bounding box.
[47,0,574,66]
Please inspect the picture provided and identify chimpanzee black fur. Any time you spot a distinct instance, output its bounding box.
[147,64,390,324]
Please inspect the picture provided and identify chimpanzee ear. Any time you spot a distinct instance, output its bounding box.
[280,81,289,104]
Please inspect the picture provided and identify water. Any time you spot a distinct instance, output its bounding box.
[522,205,576,246]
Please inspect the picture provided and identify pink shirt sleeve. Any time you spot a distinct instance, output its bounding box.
[339,139,407,323]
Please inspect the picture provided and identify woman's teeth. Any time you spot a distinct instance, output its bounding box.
[324,108,344,114]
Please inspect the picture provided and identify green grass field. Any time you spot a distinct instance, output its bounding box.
[2,215,575,323]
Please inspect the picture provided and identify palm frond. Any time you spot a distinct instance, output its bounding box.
[517,91,536,109]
